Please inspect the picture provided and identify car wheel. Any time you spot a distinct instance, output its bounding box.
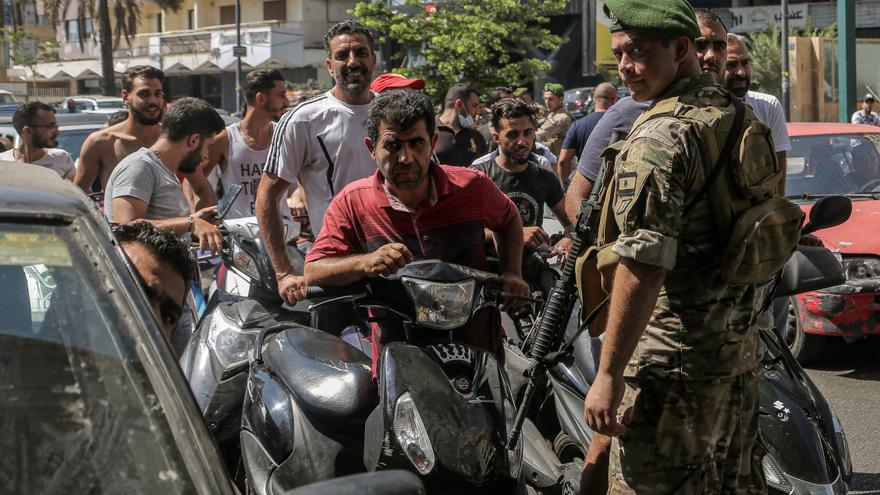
[782,297,826,365]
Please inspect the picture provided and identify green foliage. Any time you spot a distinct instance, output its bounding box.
[353,0,567,101]
[8,26,59,67]
[748,20,836,100]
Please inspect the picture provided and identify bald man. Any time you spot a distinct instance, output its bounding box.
[725,33,790,194]
[556,83,618,180]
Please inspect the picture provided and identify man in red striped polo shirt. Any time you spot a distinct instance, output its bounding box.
[303,89,529,365]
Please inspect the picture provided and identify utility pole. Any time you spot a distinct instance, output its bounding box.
[581,0,594,77]
[234,0,243,114]
[781,0,790,120]
[838,0,856,123]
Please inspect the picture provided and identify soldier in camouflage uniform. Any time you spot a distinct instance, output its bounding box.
[536,83,573,157]
[581,0,770,493]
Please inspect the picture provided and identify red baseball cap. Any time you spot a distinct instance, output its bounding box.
[370,72,426,93]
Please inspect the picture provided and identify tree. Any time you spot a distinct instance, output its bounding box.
[748,21,836,100]
[46,0,183,96]
[353,0,567,101]
[8,26,60,99]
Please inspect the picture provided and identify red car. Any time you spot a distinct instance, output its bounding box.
[781,122,880,363]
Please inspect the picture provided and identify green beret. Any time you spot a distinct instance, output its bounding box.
[512,87,529,97]
[544,83,564,96]
[603,0,700,40]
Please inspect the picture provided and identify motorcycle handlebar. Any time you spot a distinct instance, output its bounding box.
[306,284,368,299]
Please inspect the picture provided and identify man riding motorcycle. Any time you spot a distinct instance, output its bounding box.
[301,89,530,368]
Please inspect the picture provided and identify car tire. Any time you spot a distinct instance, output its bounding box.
[783,297,826,365]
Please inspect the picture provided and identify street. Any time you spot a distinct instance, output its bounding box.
[806,337,880,494]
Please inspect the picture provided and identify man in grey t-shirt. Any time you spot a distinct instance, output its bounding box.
[105,97,226,253]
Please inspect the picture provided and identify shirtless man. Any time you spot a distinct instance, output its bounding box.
[75,66,165,192]
[74,65,215,204]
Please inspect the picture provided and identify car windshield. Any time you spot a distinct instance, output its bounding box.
[0,223,196,494]
[58,128,98,161]
[0,93,15,104]
[787,133,880,195]
[97,100,123,109]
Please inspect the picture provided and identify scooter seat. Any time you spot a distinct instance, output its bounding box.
[263,325,377,421]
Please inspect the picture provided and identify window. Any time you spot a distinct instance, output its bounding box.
[263,0,286,21]
[83,19,93,38]
[219,5,235,25]
[187,9,195,30]
[787,133,880,196]
[156,12,163,32]
[65,20,79,42]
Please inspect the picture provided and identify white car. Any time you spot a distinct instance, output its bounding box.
[60,96,126,114]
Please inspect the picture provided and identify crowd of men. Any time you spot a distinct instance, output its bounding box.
[4,1,808,491]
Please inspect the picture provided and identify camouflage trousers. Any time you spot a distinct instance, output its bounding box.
[608,371,766,494]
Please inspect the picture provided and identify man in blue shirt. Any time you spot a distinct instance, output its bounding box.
[556,83,618,181]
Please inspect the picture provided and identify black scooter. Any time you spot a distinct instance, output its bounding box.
[517,196,854,494]
[239,260,526,494]
[179,216,311,482]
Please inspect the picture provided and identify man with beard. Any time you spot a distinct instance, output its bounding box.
[104,97,226,255]
[193,69,290,218]
[694,9,728,83]
[726,33,790,192]
[258,19,378,304]
[434,83,487,166]
[0,101,75,180]
[536,83,573,157]
[852,94,880,126]
[303,90,529,367]
[471,98,572,256]
[74,66,217,205]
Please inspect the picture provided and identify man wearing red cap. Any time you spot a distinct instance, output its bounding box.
[370,72,425,93]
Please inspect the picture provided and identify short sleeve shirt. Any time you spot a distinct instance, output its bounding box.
[434,121,487,167]
[851,110,880,126]
[746,91,791,152]
[606,75,765,381]
[562,111,605,157]
[0,148,75,180]
[104,147,188,222]
[263,91,375,235]
[577,97,651,181]
[470,156,564,228]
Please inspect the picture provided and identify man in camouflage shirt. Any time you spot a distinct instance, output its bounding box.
[582,0,770,493]
[536,83,573,157]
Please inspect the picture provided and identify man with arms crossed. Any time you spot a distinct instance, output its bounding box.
[258,20,378,304]
[302,89,529,366]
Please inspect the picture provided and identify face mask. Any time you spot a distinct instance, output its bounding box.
[458,111,474,128]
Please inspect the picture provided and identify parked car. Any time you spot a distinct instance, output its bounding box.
[60,96,126,114]
[779,122,880,363]
[563,87,594,119]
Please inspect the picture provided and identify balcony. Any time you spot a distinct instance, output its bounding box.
[22,20,306,80]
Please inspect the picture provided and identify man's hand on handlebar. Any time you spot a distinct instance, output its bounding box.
[277,272,307,305]
[523,226,551,251]
[191,206,224,253]
[361,243,413,278]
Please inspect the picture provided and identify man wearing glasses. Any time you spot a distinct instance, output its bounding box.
[0,101,75,180]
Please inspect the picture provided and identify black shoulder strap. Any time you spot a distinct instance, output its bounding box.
[683,98,746,214]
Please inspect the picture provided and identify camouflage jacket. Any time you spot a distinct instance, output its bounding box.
[608,74,768,380]
[536,109,573,157]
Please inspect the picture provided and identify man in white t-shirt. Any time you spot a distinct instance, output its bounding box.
[0,101,75,180]
[851,94,880,126]
[726,33,792,193]
[198,68,290,219]
[257,19,377,304]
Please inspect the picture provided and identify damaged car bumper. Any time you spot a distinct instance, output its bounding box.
[797,278,880,337]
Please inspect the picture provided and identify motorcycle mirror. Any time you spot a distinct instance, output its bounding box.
[774,245,846,299]
[802,196,852,235]
[281,470,426,495]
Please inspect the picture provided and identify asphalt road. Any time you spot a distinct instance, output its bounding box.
[805,336,880,494]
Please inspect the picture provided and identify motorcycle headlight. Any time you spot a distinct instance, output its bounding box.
[393,391,435,475]
[762,454,793,492]
[231,242,260,281]
[842,257,880,280]
[206,310,257,371]
[831,411,852,481]
[402,277,475,330]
